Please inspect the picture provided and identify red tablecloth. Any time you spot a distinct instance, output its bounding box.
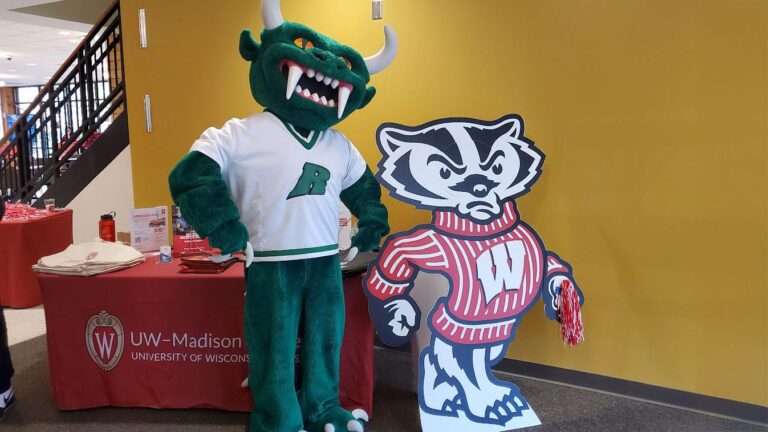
[38,259,374,416]
[1,209,73,308]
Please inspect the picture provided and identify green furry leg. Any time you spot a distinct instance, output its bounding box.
[245,261,304,432]
[296,256,362,432]
[245,255,360,432]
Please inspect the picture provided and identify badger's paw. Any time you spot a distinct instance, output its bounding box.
[306,406,363,432]
[466,383,527,426]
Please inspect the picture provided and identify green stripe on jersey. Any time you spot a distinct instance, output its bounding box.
[281,119,320,150]
[252,244,339,257]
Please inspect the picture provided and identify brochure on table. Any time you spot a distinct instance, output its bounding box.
[171,205,211,255]
[130,206,168,253]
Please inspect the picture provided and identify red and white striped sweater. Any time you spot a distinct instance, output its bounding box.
[366,201,570,345]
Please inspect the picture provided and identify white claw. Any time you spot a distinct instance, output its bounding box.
[285,65,303,100]
[323,76,332,85]
[307,68,316,78]
[347,420,364,432]
[351,409,369,422]
[331,79,339,89]
[245,242,254,268]
[324,424,335,432]
[209,253,232,263]
[342,247,359,265]
[240,376,249,388]
[337,85,351,119]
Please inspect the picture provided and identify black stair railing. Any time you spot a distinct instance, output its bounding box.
[0,0,125,203]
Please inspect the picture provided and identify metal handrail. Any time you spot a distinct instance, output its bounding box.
[0,0,125,203]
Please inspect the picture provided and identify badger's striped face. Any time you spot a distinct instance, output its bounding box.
[376,115,543,222]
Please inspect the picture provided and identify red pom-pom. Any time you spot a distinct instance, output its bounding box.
[559,280,584,346]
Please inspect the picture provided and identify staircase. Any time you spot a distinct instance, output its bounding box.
[0,1,127,207]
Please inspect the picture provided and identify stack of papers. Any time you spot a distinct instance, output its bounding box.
[33,240,145,276]
[179,255,240,274]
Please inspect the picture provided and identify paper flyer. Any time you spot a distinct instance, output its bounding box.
[171,205,211,255]
[130,206,168,252]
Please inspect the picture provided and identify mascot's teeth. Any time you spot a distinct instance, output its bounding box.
[337,85,351,118]
[312,93,320,102]
[307,68,316,78]
[286,64,304,100]
[321,96,328,105]
[323,76,332,85]
[329,99,336,107]
[303,88,311,98]
[316,72,325,81]
[331,79,339,89]
[295,85,302,94]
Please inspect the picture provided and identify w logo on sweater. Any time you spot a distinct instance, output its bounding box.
[476,241,527,303]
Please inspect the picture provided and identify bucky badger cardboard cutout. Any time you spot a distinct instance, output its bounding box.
[364,115,585,431]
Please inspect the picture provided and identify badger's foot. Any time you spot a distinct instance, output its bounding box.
[420,350,461,416]
[464,382,527,425]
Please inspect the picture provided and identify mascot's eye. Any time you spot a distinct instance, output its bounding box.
[492,162,503,175]
[294,37,315,50]
[440,167,451,179]
[338,56,352,69]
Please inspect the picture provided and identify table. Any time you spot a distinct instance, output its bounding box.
[0,209,73,308]
[38,259,375,416]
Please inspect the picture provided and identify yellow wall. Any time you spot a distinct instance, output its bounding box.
[122,0,768,406]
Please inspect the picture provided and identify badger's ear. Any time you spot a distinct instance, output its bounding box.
[494,115,522,139]
[376,124,406,156]
[239,29,261,61]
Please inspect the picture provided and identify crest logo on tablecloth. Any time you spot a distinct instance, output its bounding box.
[85,310,124,371]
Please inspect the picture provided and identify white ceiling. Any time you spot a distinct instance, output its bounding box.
[0,0,100,87]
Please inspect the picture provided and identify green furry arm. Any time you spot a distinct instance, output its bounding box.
[168,151,249,254]
[340,167,390,252]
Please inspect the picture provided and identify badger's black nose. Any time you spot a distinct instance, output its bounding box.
[449,174,499,198]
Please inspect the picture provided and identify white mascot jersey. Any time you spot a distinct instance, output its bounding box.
[190,111,367,262]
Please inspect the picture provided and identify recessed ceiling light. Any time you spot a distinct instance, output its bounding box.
[26,63,36,66]
[59,31,71,36]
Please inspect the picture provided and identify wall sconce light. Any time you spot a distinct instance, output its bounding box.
[138,9,148,48]
[372,0,382,20]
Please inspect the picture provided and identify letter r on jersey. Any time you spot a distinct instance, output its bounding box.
[287,162,331,199]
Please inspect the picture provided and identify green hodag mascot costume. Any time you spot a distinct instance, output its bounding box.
[168,1,396,431]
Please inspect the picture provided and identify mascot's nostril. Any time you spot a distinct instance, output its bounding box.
[449,174,498,198]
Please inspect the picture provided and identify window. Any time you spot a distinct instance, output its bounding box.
[14,86,42,114]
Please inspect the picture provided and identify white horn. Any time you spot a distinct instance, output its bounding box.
[261,0,284,30]
[364,25,398,75]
